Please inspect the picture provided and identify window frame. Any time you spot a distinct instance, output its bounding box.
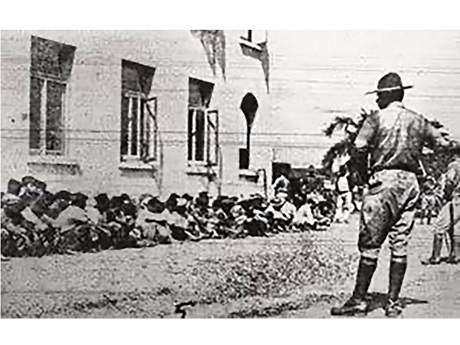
[120,90,158,163]
[187,107,218,167]
[29,72,67,156]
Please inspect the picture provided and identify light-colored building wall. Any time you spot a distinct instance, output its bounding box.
[1,30,273,198]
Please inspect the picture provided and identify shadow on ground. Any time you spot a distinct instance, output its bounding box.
[365,291,428,313]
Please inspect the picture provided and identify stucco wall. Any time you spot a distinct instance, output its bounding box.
[1,30,272,198]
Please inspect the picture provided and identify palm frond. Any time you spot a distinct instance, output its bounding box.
[323,116,357,137]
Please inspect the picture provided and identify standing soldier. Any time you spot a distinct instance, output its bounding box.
[334,165,353,223]
[331,72,450,317]
[422,144,460,265]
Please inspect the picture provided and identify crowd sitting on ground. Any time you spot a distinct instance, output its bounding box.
[1,174,336,259]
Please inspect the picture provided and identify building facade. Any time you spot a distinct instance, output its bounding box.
[1,30,279,198]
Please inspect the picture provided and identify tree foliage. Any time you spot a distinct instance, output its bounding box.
[322,108,454,185]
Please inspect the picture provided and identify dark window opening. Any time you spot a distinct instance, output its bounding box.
[45,80,65,152]
[29,35,75,155]
[195,110,205,161]
[240,92,259,169]
[29,76,43,150]
[239,148,249,170]
[188,78,216,165]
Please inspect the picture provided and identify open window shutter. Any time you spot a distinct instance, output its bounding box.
[144,98,158,162]
[206,109,219,166]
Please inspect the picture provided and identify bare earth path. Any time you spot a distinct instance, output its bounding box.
[2,215,459,318]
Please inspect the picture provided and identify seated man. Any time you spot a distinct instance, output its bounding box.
[19,176,45,206]
[229,202,248,237]
[188,192,216,239]
[55,193,95,253]
[244,195,270,237]
[265,196,296,233]
[167,198,201,241]
[1,198,32,257]
[105,196,136,249]
[292,196,316,231]
[208,197,241,238]
[160,194,186,242]
[135,197,171,246]
[47,190,72,219]
[30,192,60,255]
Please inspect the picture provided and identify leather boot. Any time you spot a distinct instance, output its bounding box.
[331,257,377,316]
[421,234,443,265]
[386,258,407,317]
[447,235,460,264]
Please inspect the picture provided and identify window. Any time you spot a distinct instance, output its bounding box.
[29,36,76,155]
[120,60,156,163]
[187,78,218,166]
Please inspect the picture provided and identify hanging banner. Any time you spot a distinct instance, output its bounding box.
[239,37,270,93]
[191,30,226,80]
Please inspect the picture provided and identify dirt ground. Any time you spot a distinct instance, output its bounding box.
[1,215,459,318]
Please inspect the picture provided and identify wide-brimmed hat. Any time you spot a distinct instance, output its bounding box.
[195,192,209,207]
[55,190,72,201]
[182,193,194,201]
[21,175,37,186]
[365,72,413,95]
[95,193,110,206]
[146,197,165,213]
[72,192,88,207]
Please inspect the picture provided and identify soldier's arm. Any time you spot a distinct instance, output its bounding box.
[354,115,377,150]
[349,116,376,178]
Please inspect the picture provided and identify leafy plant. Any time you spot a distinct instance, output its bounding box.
[322,107,454,185]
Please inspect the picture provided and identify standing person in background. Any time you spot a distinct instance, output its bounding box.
[419,176,438,225]
[272,170,290,200]
[422,143,460,265]
[334,165,353,223]
[331,72,450,317]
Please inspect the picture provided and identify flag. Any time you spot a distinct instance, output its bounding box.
[191,30,226,80]
[239,38,270,93]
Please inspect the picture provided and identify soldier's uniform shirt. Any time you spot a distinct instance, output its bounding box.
[433,157,460,236]
[355,102,449,259]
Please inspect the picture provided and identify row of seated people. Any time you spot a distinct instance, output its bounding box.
[1,176,333,258]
